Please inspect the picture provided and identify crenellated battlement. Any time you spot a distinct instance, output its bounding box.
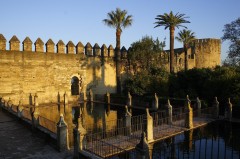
[0,34,122,105]
[193,38,221,52]
[191,38,221,69]
[193,38,221,53]
[173,38,221,71]
[193,38,221,44]
[0,34,129,58]
[0,34,221,105]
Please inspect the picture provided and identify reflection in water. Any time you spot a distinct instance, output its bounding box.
[109,121,240,159]
[36,102,240,158]
[72,102,120,133]
[152,121,240,159]
[37,102,120,147]
[184,129,193,151]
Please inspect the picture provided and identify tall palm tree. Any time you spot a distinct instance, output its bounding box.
[103,8,133,94]
[176,29,196,71]
[154,11,190,73]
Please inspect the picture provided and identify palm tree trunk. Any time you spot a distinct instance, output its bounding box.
[184,44,188,71]
[116,30,121,94]
[170,27,175,73]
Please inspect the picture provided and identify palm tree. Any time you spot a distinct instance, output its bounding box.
[103,8,133,94]
[154,11,190,73]
[176,29,196,71]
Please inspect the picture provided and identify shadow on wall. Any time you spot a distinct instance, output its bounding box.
[72,57,119,133]
[83,56,117,97]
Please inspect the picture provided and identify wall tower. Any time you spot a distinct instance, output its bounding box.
[193,38,221,68]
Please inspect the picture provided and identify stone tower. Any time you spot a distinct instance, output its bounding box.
[193,39,221,68]
[174,38,221,71]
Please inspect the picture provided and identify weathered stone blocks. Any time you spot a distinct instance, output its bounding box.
[35,38,44,52]
[9,35,20,51]
[66,41,75,54]
[57,40,65,54]
[23,37,32,51]
[0,34,6,50]
[46,39,55,53]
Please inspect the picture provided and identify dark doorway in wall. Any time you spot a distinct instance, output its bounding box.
[179,58,182,66]
[71,76,79,95]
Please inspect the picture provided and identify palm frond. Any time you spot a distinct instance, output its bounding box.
[154,11,190,30]
[103,8,133,31]
[175,29,196,45]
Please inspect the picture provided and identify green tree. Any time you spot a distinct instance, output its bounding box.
[124,36,168,95]
[128,36,165,73]
[124,68,169,96]
[222,17,240,65]
[175,29,196,71]
[103,8,133,94]
[154,11,190,73]
[169,66,240,109]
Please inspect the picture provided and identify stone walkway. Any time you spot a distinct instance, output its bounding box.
[0,108,73,159]
[84,117,215,158]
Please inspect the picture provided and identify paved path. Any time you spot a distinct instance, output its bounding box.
[0,108,73,159]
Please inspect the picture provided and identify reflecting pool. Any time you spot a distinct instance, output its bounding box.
[110,120,240,159]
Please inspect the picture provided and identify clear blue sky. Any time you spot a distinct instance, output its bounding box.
[1,0,239,61]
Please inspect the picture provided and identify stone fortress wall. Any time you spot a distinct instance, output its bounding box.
[175,38,221,71]
[0,34,118,105]
[0,34,221,105]
[193,39,221,68]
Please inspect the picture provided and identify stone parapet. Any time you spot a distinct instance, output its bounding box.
[46,39,55,53]
[9,35,20,51]
[66,41,75,54]
[23,37,32,51]
[57,40,65,54]
[0,34,119,58]
[85,42,92,56]
[0,34,6,50]
[93,43,100,56]
[35,38,44,52]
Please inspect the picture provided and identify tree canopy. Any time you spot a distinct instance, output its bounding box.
[222,17,240,65]
[127,36,165,73]
[103,8,133,33]
[154,11,190,30]
[175,29,195,46]
[124,36,169,95]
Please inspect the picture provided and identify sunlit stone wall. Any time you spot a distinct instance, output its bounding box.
[0,34,118,105]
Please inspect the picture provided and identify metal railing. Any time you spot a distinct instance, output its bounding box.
[198,107,215,118]
[173,107,185,115]
[152,112,186,139]
[151,110,167,127]
[84,135,127,158]
[131,113,146,133]
[83,118,124,134]
[83,106,218,158]
[172,113,185,127]
[84,125,142,158]
[153,116,170,128]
